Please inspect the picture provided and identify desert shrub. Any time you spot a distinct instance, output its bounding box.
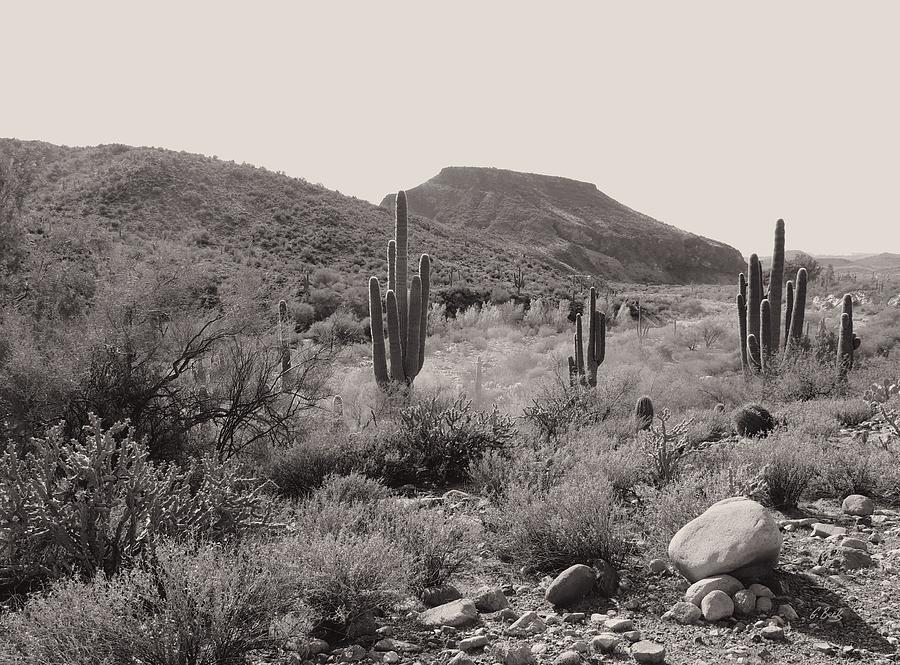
[283,531,407,637]
[640,466,746,557]
[812,444,884,500]
[0,540,301,665]
[0,416,270,594]
[684,408,733,445]
[827,398,874,427]
[387,508,478,593]
[307,309,366,346]
[316,471,393,505]
[775,354,840,401]
[757,444,817,510]
[489,467,628,572]
[264,430,365,499]
[733,403,775,438]
[370,395,516,486]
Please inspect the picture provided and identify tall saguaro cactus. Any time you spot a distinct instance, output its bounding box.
[783,268,808,360]
[368,191,431,389]
[783,280,794,352]
[760,299,772,373]
[568,286,606,387]
[737,291,749,377]
[769,219,785,350]
[747,254,762,348]
[278,299,292,390]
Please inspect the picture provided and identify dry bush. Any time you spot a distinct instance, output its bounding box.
[263,428,367,499]
[488,467,629,573]
[0,540,300,665]
[756,443,817,510]
[827,398,874,427]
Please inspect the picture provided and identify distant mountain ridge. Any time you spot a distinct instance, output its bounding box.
[382,166,745,284]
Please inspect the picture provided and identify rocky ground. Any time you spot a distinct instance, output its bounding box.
[258,490,900,665]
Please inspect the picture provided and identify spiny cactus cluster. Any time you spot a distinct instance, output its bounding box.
[567,287,606,387]
[369,191,431,389]
[634,395,654,430]
[737,219,859,379]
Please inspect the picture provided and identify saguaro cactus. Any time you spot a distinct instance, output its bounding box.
[568,287,607,387]
[737,292,749,377]
[837,294,861,380]
[769,220,785,350]
[784,268,808,359]
[278,299,292,390]
[368,191,431,389]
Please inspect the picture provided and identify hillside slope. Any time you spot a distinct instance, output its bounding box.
[382,167,745,283]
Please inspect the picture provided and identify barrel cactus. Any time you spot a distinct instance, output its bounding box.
[634,395,654,430]
[733,403,775,438]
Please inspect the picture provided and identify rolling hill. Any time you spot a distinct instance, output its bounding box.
[382,166,745,284]
[1,141,746,325]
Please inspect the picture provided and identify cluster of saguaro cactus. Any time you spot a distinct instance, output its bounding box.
[369,191,431,389]
[567,286,606,387]
[737,219,860,379]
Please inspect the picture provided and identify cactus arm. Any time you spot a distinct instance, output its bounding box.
[417,254,430,373]
[368,278,389,386]
[769,219,785,350]
[760,298,772,373]
[388,240,397,294]
[394,191,409,363]
[596,312,606,365]
[783,280,793,351]
[748,254,762,346]
[405,275,422,382]
[385,289,405,383]
[575,314,585,380]
[748,333,761,371]
[784,268,807,359]
[737,293,748,376]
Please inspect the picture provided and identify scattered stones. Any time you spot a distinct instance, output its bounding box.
[663,601,702,624]
[374,638,421,652]
[458,635,489,651]
[701,590,735,622]
[631,640,666,664]
[420,599,478,628]
[684,574,744,606]
[733,589,757,616]
[842,494,875,516]
[545,564,596,608]
[591,633,620,653]
[668,497,782,582]
[474,587,509,613]
[812,523,847,538]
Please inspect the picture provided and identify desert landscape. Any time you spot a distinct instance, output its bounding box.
[2,3,900,665]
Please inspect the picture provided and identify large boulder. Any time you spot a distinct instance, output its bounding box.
[420,598,478,627]
[668,497,782,583]
[842,494,875,516]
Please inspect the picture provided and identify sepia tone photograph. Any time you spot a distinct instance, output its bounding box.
[1,2,899,664]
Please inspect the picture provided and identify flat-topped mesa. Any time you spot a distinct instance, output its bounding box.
[368,190,431,390]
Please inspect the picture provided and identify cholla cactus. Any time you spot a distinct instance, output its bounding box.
[641,408,698,486]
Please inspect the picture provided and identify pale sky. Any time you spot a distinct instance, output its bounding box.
[2,1,898,255]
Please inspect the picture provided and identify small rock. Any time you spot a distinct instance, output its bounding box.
[632,640,666,664]
[812,523,847,538]
[562,612,585,623]
[648,558,668,574]
[777,604,799,622]
[492,642,537,665]
[623,630,642,642]
[499,608,519,622]
[545,564,597,608]
[747,583,773,598]
[508,611,546,636]
[571,640,588,653]
[662,601,702,625]
[374,638,420,652]
[474,587,509,613]
[701,590,735,622]
[591,633,620,653]
[812,642,836,655]
[822,546,875,570]
[458,635,488,651]
[553,651,582,665]
[842,494,875,516]
[756,597,773,614]
[841,537,868,551]
[684,575,744,606]
[383,652,400,664]
[809,565,829,576]
[422,585,462,607]
[604,618,634,632]
[420,599,478,628]
[733,589,757,616]
[760,625,785,640]
[448,654,476,665]
[531,643,548,655]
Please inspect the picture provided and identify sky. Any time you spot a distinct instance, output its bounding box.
[2,1,898,255]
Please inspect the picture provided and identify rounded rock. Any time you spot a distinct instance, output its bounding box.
[701,590,735,622]
[545,564,597,608]
[733,589,757,616]
[684,574,744,606]
[632,640,666,664]
[842,494,875,516]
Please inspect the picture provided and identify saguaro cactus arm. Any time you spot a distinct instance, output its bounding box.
[369,278,389,386]
[738,292,749,376]
[395,191,409,358]
[760,299,772,373]
[385,289,405,383]
[404,275,423,381]
[748,254,762,346]
[417,254,430,373]
[769,219,785,350]
[783,280,793,352]
[784,268,807,359]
